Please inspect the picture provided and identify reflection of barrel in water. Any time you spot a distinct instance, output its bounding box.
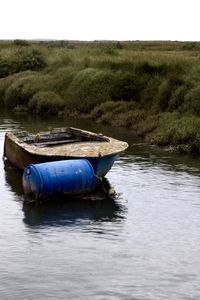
[4,159,24,197]
[23,194,126,228]
[4,159,126,226]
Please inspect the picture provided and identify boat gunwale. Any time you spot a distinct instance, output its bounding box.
[5,127,129,158]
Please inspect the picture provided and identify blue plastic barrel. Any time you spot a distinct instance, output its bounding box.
[22,159,96,198]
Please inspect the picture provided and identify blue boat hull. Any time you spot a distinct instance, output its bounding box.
[87,154,118,178]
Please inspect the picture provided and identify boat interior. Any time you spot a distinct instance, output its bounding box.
[15,127,109,147]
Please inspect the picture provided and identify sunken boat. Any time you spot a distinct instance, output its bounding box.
[4,127,128,178]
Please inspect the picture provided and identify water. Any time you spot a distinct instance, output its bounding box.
[1,110,200,300]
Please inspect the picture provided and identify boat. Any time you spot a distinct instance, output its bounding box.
[4,127,128,178]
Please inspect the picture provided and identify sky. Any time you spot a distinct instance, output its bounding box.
[0,0,200,41]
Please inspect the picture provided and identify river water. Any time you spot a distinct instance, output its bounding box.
[0,110,200,300]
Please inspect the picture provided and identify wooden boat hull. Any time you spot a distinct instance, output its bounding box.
[4,129,125,178]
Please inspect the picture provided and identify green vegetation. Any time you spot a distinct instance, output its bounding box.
[1,40,200,153]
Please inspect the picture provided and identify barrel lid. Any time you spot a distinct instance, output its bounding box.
[23,164,43,197]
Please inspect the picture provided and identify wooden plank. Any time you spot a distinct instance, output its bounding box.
[34,139,80,147]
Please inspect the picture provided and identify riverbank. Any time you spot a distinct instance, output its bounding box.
[1,40,200,153]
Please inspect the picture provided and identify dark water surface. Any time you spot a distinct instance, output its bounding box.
[1,111,200,300]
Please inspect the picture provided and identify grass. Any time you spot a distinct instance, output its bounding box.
[1,39,200,153]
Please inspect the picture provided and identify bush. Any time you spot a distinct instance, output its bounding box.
[4,75,38,108]
[0,59,13,78]
[50,66,76,96]
[28,91,65,114]
[47,40,75,49]
[154,76,183,112]
[91,100,142,127]
[140,75,163,108]
[14,48,47,72]
[13,40,30,46]
[45,48,73,70]
[3,72,56,108]
[135,61,168,76]
[0,77,14,104]
[65,68,114,113]
[91,100,137,117]
[182,85,200,115]
[168,85,188,111]
[182,42,199,51]
[0,71,36,104]
[110,109,146,127]
[90,101,122,119]
[1,68,76,110]
[137,114,161,137]
[110,71,149,102]
[97,108,145,127]
[0,48,46,78]
[146,113,200,153]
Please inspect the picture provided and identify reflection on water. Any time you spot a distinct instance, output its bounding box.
[4,160,24,197]
[1,110,200,300]
[23,198,125,228]
[125,142,200,177]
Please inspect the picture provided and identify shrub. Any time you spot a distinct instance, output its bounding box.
[28,91,65,114]
[115,42,123,50]
[94,57,135,72]
[182,85,200,115]
[4,75,38,108]
[140,75,163,108]
[0,71,36,103]
[14,48,47,72]
[91,100,142,126]
[0,48,46,78]
[97,108,145,127]
[92,100,137,116]
[47,40,75,49]
[110,109,146,127]
[13,40,30,46]
[137,114,161,137]
[0,77,14,104]
[3,72,55,109]
[182,42,199,51]
[146,113,200,153]
[110,71,149,102]
[168,85,188,111]
[135,61,168,76]
[50,66,76,95]
[154,76,183,112]
[90,101,122,119]
[65,68,114,113]
[0,59,13,78]
[45,49,73,70]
